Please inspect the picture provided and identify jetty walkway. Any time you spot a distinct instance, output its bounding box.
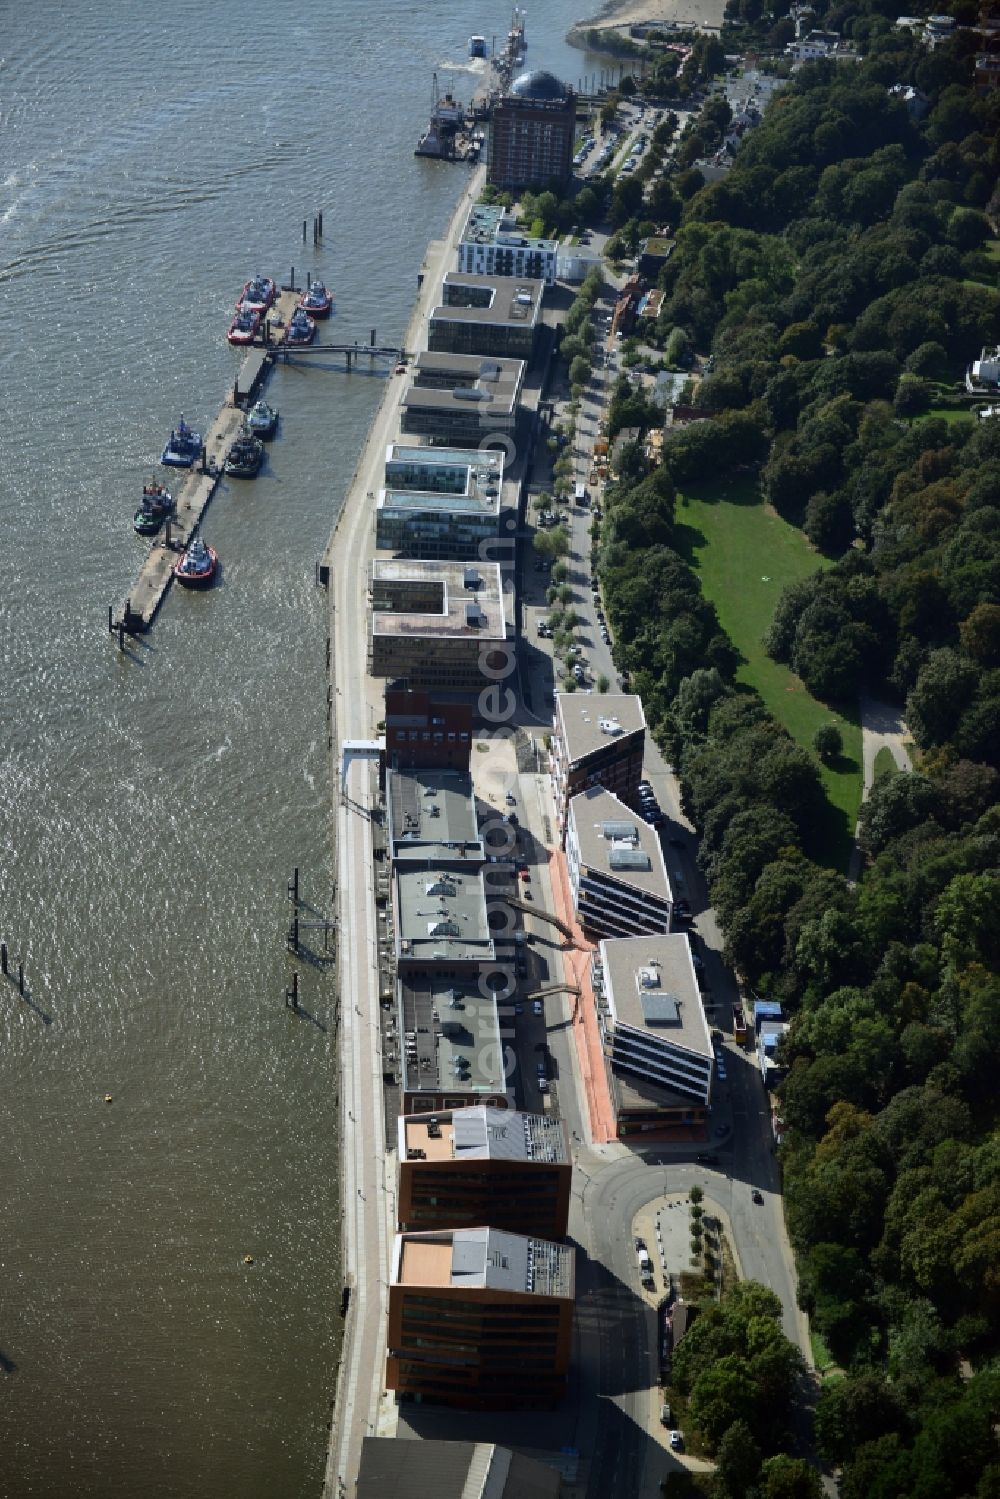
[109,287,398,638]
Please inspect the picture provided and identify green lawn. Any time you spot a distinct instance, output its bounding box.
[917,406,976,427]
[873,745,901,784]
[675,478,862,871]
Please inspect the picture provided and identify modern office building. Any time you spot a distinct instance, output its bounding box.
[386,766,485,865]
[383,685,474,772]
[550,694,646,840]
[375,443,504,561]
[387,1226,575,1408]
[487,70,576,191]
[355,1439,562,1499]
[392,862,494,972]
[428,272,543,361]
[457,201,559,286]
[566,789,673,939]
[594,934,713,1138]
[396,971,508,1113]
[368,558,508,691]
[397,1106,571,1238]
[400,352,524,445]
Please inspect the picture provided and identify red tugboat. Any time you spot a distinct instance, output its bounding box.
[228,305,261,345]
[298,280,333,318]
[236,275,277,313]
[173,535,218,588]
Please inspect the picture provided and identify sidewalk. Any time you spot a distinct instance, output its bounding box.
[546,844,618,1144]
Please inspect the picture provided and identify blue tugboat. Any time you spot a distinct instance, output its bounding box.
[285,307,316,346]
[161,418,203,468]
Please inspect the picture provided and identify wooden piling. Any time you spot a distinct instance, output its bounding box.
[1,942,7,975]
[17,963,24,996]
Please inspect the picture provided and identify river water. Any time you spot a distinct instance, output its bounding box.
[0,2,604,1494]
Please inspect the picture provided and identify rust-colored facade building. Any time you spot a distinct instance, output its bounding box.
[384,686,473,771]
[387,1226,575,1409]
[487,71,576,191]
[397,1106,571,1239]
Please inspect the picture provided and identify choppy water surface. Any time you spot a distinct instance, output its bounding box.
[0,2,600,1493]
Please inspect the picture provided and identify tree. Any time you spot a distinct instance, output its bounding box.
[690,1354,758,1449]
[813,723,843,762]
[959,603,1000,666]
[857,772,940,856]
[758,1455,824,1499]
[714,1420,762,1498]
[665,327,690,367]
[532,525,570,562]
[906,648,979,748]
[569,354,592,388]
[894,374,931,417]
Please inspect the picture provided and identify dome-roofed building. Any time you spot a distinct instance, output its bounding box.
[510,68,568,101]
[487,70,576,191]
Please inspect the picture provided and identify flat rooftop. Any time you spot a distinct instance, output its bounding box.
[395,864,493,965]
[569,788,672,902]
[386,767,484,863]
[555,693,646,766]
[398,973,505,1094]
[600,934,712,1060]
[378,443,504,518]
[400,1106,570,1165]
[462,202,558,254]
[371,559,506,641]
[435,272,543,329]
[394,1227,575,1299]
[402,354,524,421]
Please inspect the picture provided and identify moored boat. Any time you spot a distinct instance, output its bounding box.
[285,307,316,346]
[244,399,279,440]
[134,504,164,536]
[173,535,218,588]
[161,419,202,468]
[237,275,277,313]
[228,306,261,345]
[225,432,265,477]
[298,281,332,318]
[134,481,174,534]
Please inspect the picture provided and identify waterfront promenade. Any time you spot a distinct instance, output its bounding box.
[321,162,486,1499]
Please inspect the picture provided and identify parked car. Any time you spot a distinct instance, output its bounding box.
[752,1189,764,1205]
[669,1431,684,1451]
[532,999,544,1016]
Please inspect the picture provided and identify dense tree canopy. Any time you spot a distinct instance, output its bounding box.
[595,18,1000,1496]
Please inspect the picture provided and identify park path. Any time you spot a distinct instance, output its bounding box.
[848,693,913,882]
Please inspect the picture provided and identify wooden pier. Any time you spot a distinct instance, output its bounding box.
[110,282,407,640]
[111,291,302,637]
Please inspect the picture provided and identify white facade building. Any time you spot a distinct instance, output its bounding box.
[457,203,559,287]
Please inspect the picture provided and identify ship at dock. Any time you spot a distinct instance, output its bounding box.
[414,73,480,161]
[414,73,465,158]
